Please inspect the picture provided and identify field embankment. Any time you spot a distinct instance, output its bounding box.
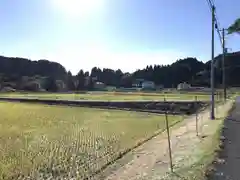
[0,91,217,101]
[0,97,208,115]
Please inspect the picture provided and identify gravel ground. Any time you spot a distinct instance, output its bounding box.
[208,97,240,180]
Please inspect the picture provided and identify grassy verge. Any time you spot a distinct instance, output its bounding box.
[169,121,223,180]
[162,100,234,180]
[0,102,182,179]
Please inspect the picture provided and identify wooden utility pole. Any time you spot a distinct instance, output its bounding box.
[222,28,227,101]
[210,5,215,120]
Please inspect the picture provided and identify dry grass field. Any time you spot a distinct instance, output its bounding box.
[0,102,182,179]
[0,91,215,101]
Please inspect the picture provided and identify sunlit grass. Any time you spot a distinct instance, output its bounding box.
[0,92,214,101]
[0,102,182,179]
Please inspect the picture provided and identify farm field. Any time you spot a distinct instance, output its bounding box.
[0,102,182,179]
[0,91,218,101]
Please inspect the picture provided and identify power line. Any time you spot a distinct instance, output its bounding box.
[215,15,223,45]
[205,0,229,105]
[205,0,223,46]
[205,0,212,11]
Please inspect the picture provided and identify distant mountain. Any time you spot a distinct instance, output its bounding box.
[197,51,240,87]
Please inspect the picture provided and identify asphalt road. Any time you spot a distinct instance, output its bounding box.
[210,97,240,180]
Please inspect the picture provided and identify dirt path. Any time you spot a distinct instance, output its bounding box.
[98,100,233,180]
[208,97,240,180]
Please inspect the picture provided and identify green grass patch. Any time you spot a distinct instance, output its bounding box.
[0,102,182,179]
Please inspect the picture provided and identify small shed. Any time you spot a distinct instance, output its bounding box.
[142,81,155,89]
[177,82,191,90]
[94,81,105,90]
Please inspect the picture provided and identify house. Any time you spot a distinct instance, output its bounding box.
[132,79,156,89]
[84,76,98,87]
[132,78,145,88]
[142,81,155,89]
[177,82,191,90]
[94,81,105,90]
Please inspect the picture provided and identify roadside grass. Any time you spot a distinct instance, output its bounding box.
[0,92,216,101]
[0,102,182,179]
[161,100,234,180]
[163,121,223,180]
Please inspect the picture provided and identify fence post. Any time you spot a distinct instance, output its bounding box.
[216,92,218,117]
[201,112,204,133]
[165,112,173,172]
[195,96,199,136]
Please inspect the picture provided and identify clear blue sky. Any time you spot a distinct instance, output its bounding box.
[0,0,239,74]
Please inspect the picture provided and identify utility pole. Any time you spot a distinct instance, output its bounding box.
[210,5,215,120]
[222,28,227,101]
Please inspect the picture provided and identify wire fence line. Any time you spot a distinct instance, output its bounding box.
[157,94,232,180]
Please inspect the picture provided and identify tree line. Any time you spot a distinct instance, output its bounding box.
[0,51,240,92]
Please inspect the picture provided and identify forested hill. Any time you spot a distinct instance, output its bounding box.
[0,51,240,92]
[0,56,67,79]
